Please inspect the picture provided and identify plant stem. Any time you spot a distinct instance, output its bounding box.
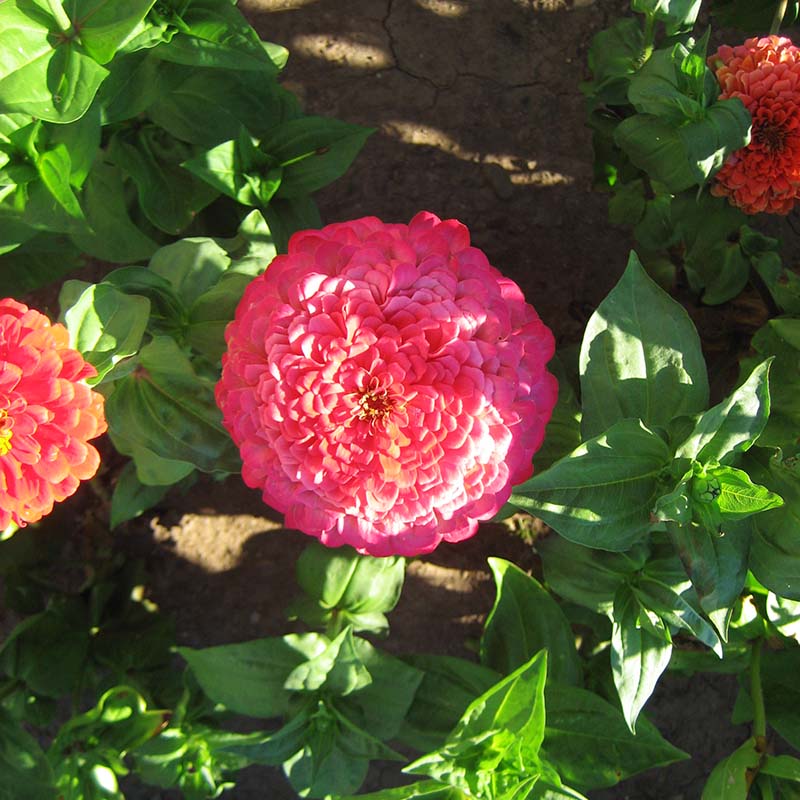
[46,0,74,36]
[750,638,767,743]
[770,0,789,35]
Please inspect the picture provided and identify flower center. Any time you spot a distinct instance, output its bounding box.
[0,410,12,456]
[354,377,397,426]
[754,121,787,152]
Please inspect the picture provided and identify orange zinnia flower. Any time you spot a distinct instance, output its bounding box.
[0,299,106,530]
[709,35,800,214]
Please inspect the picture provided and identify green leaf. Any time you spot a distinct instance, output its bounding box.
[0,3,109,122]
[179,633,327,719]
[339,780,468,800]
[284,628,372,697]
[110,461,171,528]
[0,232,82,294]
[261,117,374,198]
[761,754,800,781]
[766,592,800,643]
[36,144,84,218]
[631,0,702,33]
[701,737,760,799]
[70,161,158,263]
[579,251,709,438]
[70,0,157,65]
[108,127,217,235]
[147,237,231,306]
[104,337,241,475]
[675,359,773,465]
[480,558,581,685]
[61,281,151,383]
[713,465,784,519]
[541,684,688,790]
[0,598,89,697]
[103,266,186,337]
[405,651,548,798]
[510,419,671,551]
[399,655,500,752]
[583,18,644,107]
[291,543,405,635]
[744,319,800,449]
[748,448,800,600]
[0,708,55,800]
[634,574,722,655]
[47,102,101,188]
[666,517,749,640]
[152,0,278,72]
[609,584,672,732]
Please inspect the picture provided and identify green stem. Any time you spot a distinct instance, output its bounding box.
[750,639,767,742]
[770,0,789,35]
[46,0,74,36]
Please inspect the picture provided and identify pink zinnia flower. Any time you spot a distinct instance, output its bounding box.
[216,212,557,557]
[709,35,800,214]
[0,299,107,530]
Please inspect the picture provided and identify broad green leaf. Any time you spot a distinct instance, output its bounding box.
[264,194,322,254]
[261,117,374,198]
[151,0,277,72]
[667,517,749,640]
[147,66,299,148]
[399,655,500,752]
[583,18,644,107]
[290,542,405,635]
[284,628,372,697]
[766,592,800,643]
[744,319,800,449]
[761,754,800,781]
[103,266,186,337]
[701,737,760,799]
[713,465,784,519]
[675,360,772,466]
[610,584,672,732]
[480,558,581,685]
[36,144,83,218]
[110,461,171,528]
[108,127,217,235]
[69,0,157,65]
[0,598,89,697]
[634,575,722,655]
[106,434,196,486]
[510,419,671,551]
[283,701,402,798]
[405,652,548,798]
[686,239,751,305]
[541,684,688,790]
[0,231,82,294]
[70,161,159,263]
[0,709,55,800]
[61,281,150,383]
[104,337,241,475]
[627,47,703,124]
[0,3,109,122]
[748,448,800,600]
[538,535,649,613]
[179,633,327,719]
[631,0,702,32]
[185,272,251,361]
[148,237,231,306]
[339,639,423,742]
[579,252,708,439]
[46,102,101,188]
[751,250,800,316]
[339,780,468,800]
[760,648,800,750]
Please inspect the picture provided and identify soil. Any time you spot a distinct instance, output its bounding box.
[36,0,784,797]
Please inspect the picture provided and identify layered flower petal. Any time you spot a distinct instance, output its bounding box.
[216,212,558,557]
[0,299,106,529]
[709,35,800,214]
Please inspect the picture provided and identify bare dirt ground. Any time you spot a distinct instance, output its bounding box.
[115,1,762,797]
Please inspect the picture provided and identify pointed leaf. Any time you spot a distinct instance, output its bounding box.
[579,251,708,439]
[481,558,581,685]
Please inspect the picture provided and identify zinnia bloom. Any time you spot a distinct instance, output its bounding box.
[0,299,106,530]
[709,35,800,214]
[216,212,557,557]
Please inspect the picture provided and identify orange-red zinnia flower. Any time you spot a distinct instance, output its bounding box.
[216,212,557,557]
[0,299,106,529]
[709,35,800,214]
